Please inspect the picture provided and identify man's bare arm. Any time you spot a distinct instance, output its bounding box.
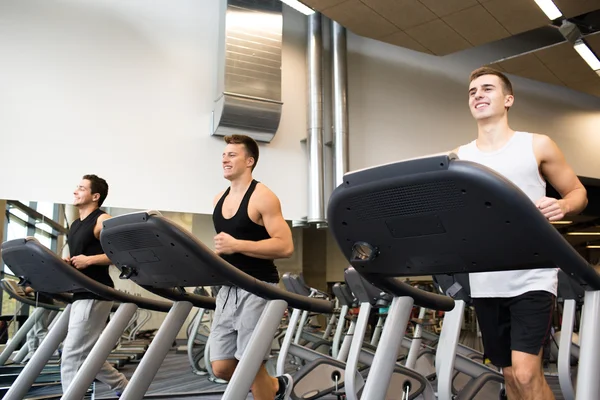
[230,187,293,259]
[534,134,587,219]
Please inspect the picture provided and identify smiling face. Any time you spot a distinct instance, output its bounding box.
[222,143,254,181]
[468,74,514,121]
[73,179,98,207]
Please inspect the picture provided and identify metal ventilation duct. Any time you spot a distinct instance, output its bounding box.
[307,13,325,224]
[212,0,283,143]
[331,20,349,189]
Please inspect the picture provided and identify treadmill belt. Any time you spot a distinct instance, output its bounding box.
[546,375,564,400]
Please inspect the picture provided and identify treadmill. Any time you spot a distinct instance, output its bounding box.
[96,209,334,400]
[327,153,600,400]
[0,237,175,400]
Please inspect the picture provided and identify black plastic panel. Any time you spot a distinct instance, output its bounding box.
[101,211,334,313]
[327,156,600,292]
[0,238,172,312]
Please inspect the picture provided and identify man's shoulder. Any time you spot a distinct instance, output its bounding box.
[254,182,278,198]
[530,133,557,156]
[252,183,281,209]
[213,189,227,206]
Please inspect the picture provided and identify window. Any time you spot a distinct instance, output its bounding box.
[1,201,65,341]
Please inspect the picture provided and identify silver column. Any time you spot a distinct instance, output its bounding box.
[307,13,325,223]
[575,290,600,400]
[331,21,349,188]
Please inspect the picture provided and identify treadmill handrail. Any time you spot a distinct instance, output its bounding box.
[102,212,335,314]
[142,286,216,310]
[164,214,334,313]
[3,237,173,313]
[366,274,455,312]
[1,279,65,312]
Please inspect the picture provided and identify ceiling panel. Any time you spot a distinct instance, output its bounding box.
[553,0,600,18]
[586,32,600,48]
[511,63,565,86]
[418,0,479,18]
[404,19,471,55]
[497,53,546,73]
[494,54,564,86]
[535,42,578,65]
[299,0,600,97]
[380,30,433,53]
[481,0,550,35]
[544,53,599,84]
[361,0,437,30]
[300,0,346,10]
[567,78,600,96]
[443,5,511,46]
[323,0,397,38]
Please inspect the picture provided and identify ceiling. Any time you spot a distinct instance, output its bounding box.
[299,0,600,97]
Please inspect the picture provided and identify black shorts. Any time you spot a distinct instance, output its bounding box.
[472,290,555,368]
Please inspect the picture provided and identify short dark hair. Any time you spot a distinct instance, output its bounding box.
[82,174,109,207]
[224,134,259,171]
[469,67,513,96]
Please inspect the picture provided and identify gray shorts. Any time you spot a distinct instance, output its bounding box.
[208,285,272,361]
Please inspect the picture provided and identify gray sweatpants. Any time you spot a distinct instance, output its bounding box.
[24,308,51,362]
[61,299,128,394]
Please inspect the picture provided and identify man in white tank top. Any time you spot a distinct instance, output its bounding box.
[450,67,588,400]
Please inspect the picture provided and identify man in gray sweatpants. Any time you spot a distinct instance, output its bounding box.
[61,174,128,395]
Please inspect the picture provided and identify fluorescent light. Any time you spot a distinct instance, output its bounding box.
[566,232,600,236]
[587,245,600,249]
[574,40,600,71]
[281,0,315,15]
[551,220,573,225]
[534,0,563,20]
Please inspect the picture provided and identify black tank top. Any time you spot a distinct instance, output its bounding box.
[68,208,114,300]
[212,180,279,283]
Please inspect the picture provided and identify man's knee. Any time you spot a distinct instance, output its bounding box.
[511,364,541,387]
[510,352,544,388]
[211,359,237,381]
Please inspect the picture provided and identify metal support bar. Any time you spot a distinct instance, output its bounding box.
[359,296,414,400]
[332,305,348,359]
[3,304,71,400]
[63,302,139,400]
[120,301,193,400]
[344,302,371,400]
[405,307,426,370]
[222,300,288,400]
[575,290,600,400]
[277,308,302,376]
[436,299,465,400]
[558,299,576,400]
[0,306,46,365]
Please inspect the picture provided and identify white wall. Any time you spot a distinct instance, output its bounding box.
[0,0,308,221]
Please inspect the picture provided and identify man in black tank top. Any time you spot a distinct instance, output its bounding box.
[60,174,128,396]
[210,135,294,400]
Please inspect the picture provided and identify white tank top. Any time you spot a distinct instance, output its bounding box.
[457,131,558,298]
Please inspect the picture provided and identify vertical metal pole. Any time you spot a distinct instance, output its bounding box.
[558,299,576,400]
[331,20,349,189]
[575,290,600,400]
[120,302,193,400]
[4,304,71,400]
[307,13,324,223]
[359,297,414,400]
